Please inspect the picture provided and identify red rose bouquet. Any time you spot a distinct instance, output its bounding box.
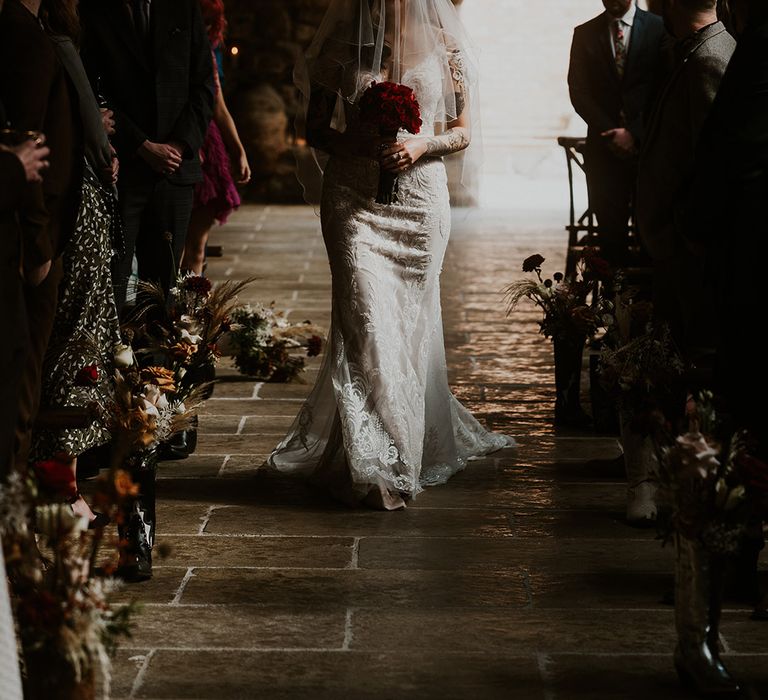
[358,81,422,205]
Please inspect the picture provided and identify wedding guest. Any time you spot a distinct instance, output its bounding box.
[683,0,768,612]
[0,122,50,478]
[568,0,667,267]
[684,0,768,439]
[182,0,250,276]
[0,0,82,473]
[626,0,734,526]
[79,0,214,311]
[636,0,735,348]
[30,0,122,527]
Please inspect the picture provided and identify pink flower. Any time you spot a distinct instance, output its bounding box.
[674,432,720,479]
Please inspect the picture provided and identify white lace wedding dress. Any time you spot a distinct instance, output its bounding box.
[268,54,514,508]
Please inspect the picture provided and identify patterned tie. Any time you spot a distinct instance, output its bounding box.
[614,19,627,78]
[131,0,148,41]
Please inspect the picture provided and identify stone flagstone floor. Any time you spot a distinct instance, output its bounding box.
[104,205,766,699]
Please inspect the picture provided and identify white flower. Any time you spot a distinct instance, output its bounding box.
[113,344,134,368]
[179,328,203,345]
[139,397,160,418]
[675,432,720,479]
[144,384,169,411]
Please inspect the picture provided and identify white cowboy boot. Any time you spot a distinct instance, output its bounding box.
[620,411,659,525]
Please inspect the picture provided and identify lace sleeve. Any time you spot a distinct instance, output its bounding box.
[448,48,468,118]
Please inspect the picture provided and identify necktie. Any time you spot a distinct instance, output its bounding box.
[614,20,627,78]
[131,0,148,41]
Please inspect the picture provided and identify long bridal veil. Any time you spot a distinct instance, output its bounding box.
[293,0,482,204]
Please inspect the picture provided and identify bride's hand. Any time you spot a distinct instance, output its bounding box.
[379,139,427,173]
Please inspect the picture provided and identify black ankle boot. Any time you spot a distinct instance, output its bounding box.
[116,454,156,582]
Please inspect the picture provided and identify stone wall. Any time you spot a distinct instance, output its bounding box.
[221,0,330,202]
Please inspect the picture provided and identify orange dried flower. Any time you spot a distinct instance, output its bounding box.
[140,366,177,393]
[113,470,140,498]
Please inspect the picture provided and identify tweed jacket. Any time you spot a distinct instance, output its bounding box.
[79,0,214,185]
[637,21,736,260]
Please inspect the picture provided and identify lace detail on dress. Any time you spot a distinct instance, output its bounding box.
[448,48,467,116]
[268,54,514,502]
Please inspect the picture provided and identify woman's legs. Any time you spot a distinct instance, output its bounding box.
[183,204,218,275]
[65,456,97,522]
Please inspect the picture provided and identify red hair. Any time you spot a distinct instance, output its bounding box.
[199,0,227,48]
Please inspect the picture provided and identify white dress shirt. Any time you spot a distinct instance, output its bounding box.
[608,2,637,57]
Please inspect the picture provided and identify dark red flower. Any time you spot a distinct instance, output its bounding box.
[33,458,75,498]
[74,365,99,386]
[583,251,613,281]
[358,81,422,135]
[522,254,545,273]
[735,453,768,495]
[17,590,63,632]
[307,335,323,358]
[183,275,213,296]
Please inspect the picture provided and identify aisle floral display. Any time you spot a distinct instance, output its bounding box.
[504,250,613,426]
[1,449,139,697]
[127,273,258,398]
[0,273,327,695]
[654,393,768,695]
[222,303,324,382]
[656,393,767,555]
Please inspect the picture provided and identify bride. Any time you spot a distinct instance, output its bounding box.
[268,0,514,510]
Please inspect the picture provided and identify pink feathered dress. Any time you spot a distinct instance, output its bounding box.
[194,51,241,224]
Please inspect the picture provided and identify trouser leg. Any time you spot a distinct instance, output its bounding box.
[14,259,63,470]
[136,181,194,296]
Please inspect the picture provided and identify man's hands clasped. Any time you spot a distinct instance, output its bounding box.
[139,140,185,176]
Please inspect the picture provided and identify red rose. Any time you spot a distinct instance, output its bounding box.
[307,335,323,358]
[359,81,422,135]
[33,458,75,498]
[74,365,99,386]
[183,275,213,296]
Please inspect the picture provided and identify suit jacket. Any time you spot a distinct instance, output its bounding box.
[636,22,735,260]
[0,0,82,265]
[0,122,28,478]
[79,0,214,186]
[568,8,668,150]
[685,15,768,285]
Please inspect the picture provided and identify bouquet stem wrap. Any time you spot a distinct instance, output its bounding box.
[358,81,422,207]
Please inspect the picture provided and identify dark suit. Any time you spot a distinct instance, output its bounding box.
[0,146,26,478]
[568,7,667,266]
[684,11,768,432]
[636,22,735,349]
[80,0,214,308]
[0,0,80,471]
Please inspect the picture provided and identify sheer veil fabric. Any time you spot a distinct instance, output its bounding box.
[268,0,513,509]
[294,0,482,203]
